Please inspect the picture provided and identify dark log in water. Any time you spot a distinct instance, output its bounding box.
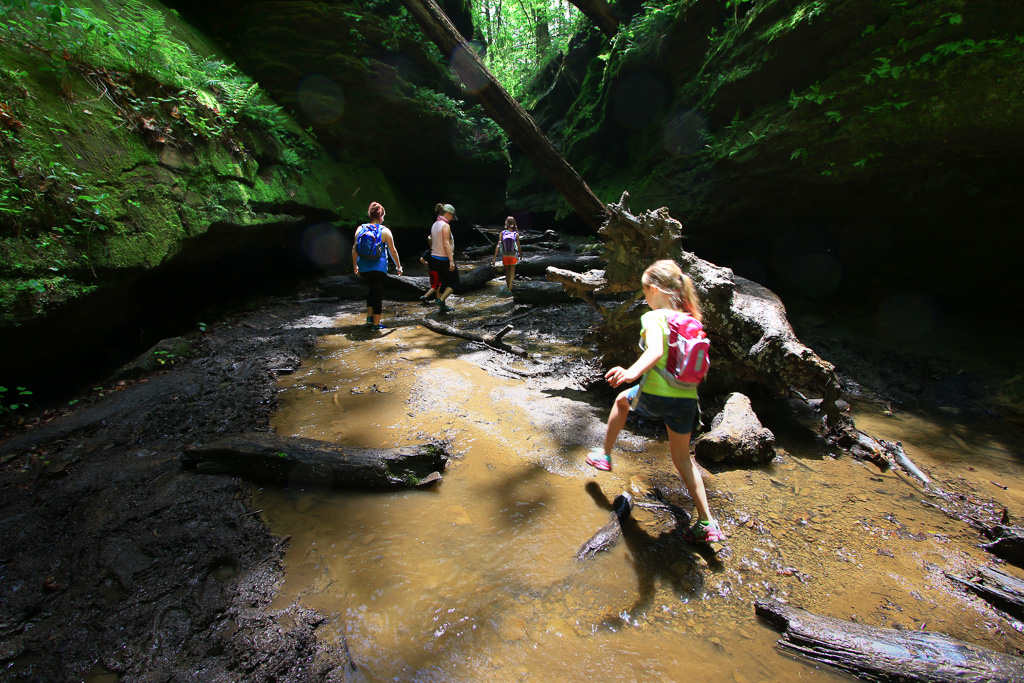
[511,281,577,305]
[755,598,1024,682]
[576,492,634,561]
[947,566,1024,622]
[513,254,603,277]
[181,433,448,489]
[318,274,430,301]
[982,526,1024,566]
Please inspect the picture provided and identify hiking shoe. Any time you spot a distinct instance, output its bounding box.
[585,447,611,472]
[374,323,386,330]
[364,317,374,327]
[682,519,726,543]
[437,299,452,313]
[419,295,433,304]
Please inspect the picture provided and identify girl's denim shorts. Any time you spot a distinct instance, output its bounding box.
[626,385,697,435]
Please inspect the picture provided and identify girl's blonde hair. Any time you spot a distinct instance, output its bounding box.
[434,202,446,215]
[642,259,702,321]
[504,216,517,229]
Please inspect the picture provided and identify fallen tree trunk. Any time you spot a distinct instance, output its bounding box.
[947,566,1024,622]
[576,491,634,561]
[510,281,577,305]
[318,274,430,301]
[565,0,620,37]
[398,0,608,230]
[514,254,603,277]
[454,263,502,292]
[755,598,1024,682]
[181,433,448,489]
[420,318,531,358]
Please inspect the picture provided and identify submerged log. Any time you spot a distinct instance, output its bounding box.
[693,392,776,465]
[420,318,531,358]
[576,491,634,561]
[755,598,1024,683]
[182,433,448,489]
[947,566,1024,622]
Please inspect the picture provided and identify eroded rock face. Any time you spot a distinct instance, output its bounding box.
[694,392,776,465]
[165,0,510,222]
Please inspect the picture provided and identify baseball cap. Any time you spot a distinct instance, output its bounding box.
[442,203,457,218]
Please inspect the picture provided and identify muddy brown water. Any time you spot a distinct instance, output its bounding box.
[256,286,1024,681]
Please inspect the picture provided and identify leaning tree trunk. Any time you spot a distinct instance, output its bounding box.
[398,0,608,230]
[564,0,620,37]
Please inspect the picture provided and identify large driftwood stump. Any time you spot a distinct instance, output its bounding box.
[693,393,775,465]
[755,598,1024,682]
[546,192,841,425]
[182,433,448,489]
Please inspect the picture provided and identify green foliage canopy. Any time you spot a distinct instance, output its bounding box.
[471,0,582,97]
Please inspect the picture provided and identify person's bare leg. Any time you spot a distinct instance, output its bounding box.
[602,390,632,454]
[506,264,516,291]
[438,287,453,302]
[668,427,713,522]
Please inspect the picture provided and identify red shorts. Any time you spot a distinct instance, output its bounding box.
[429,271,440,290]
[502,256,518,266]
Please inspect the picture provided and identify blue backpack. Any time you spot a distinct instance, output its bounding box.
[355,223,384,258]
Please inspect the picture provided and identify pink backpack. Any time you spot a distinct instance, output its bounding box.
[652,311,710,388]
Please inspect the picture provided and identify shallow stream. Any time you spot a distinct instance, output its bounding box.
[255,284,1024,682]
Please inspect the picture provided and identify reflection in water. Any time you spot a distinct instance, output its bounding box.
[258,294,1024,681]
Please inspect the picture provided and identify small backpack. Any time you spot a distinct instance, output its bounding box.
[649,311,710,388]
[355,223,384,258]
[500,230,517,254]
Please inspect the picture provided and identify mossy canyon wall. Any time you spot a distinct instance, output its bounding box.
[0,0,508,394]
[511,0,1024,321]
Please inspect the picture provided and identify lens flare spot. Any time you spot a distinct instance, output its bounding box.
[662,109,708,157]
[298,75,345,124]
[302,223,345,267]
[451,44,489,94]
